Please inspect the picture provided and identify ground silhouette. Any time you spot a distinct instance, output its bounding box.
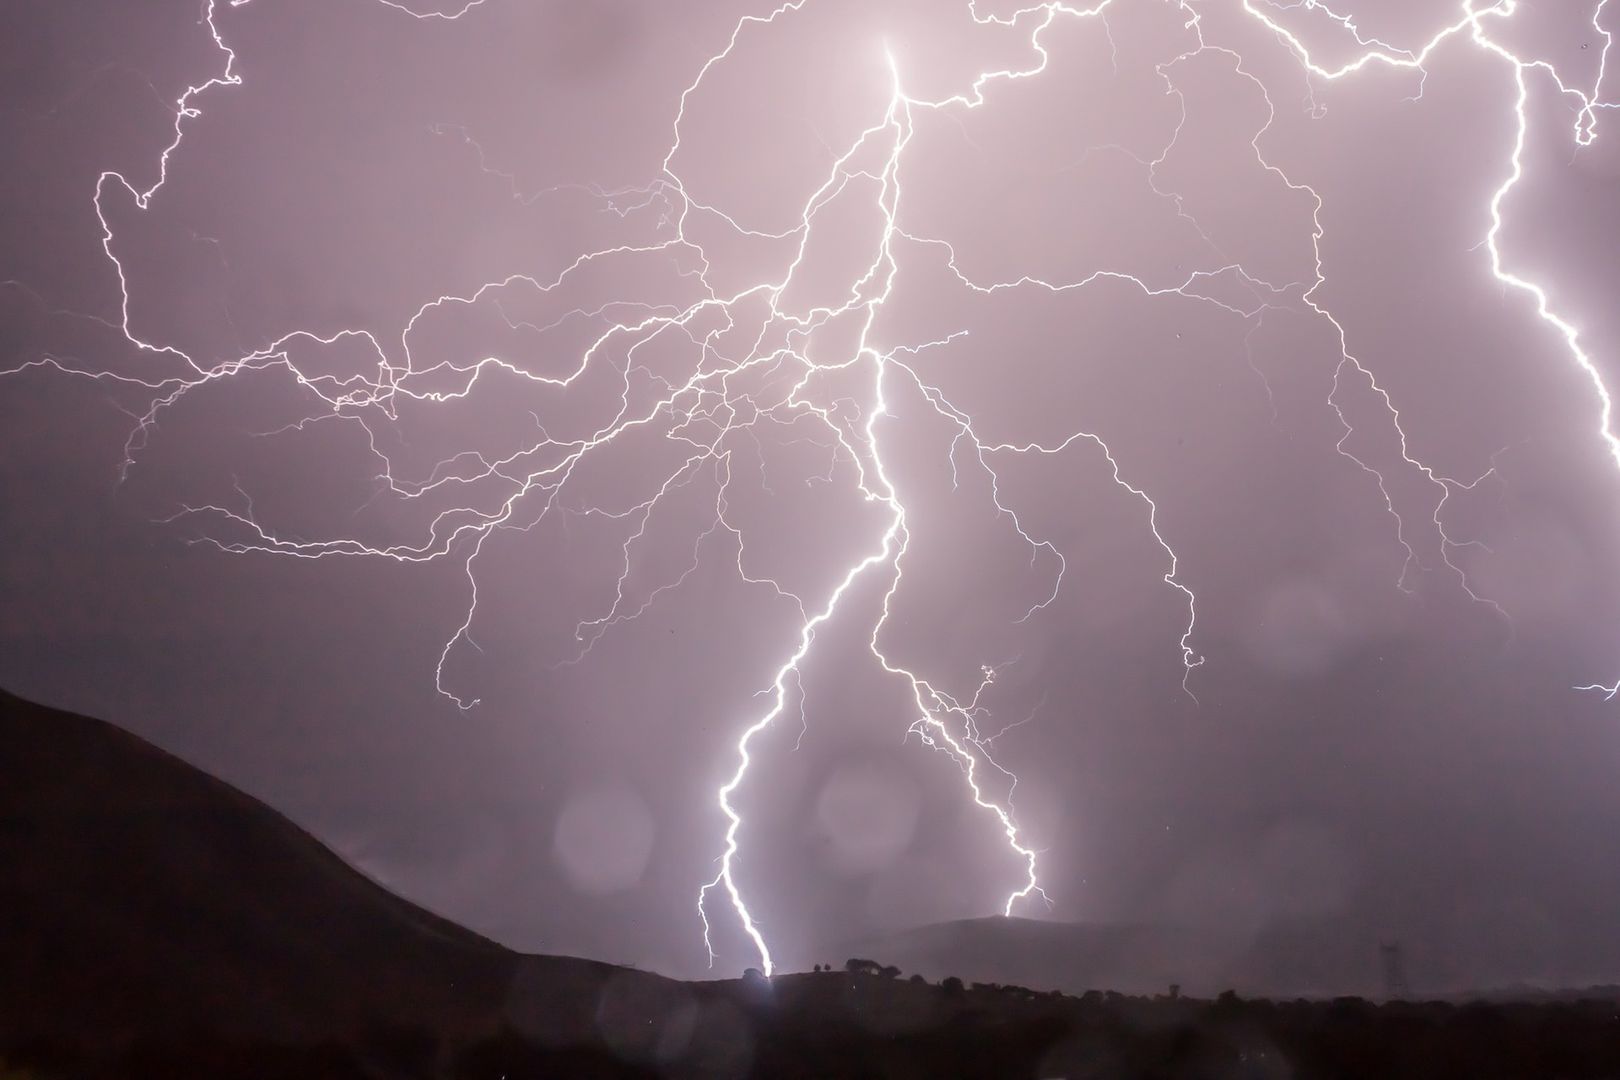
[4,688,1619,1079]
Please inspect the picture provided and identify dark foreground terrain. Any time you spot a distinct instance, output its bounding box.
[13,982,1620,1080]
[3,688,1619,1079]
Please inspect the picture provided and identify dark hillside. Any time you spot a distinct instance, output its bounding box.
[0,687,514,1043]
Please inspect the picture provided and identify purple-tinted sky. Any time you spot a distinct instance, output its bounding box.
[4,0,1620,990]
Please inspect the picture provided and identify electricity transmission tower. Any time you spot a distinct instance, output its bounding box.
[1379,942,1411,1000]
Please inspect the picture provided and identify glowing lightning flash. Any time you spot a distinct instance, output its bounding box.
[4,0,1618,977]
[1233,0,1620,689]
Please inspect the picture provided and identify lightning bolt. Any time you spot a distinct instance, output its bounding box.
[5,0,1617,977]
[1230,0,1618,685]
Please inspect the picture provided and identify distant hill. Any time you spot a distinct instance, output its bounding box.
[836,913,1392,1000]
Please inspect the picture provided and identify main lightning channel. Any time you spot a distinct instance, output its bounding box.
[4,0,1617,977]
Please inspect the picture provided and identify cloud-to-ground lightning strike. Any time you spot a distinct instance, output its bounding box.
[1232,0,1619,686]
[4,0,1617,974]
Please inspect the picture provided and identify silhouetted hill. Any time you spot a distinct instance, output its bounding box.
[838,914,1392,1000]
[844,914,1620,1005]
[0,687,523,1042]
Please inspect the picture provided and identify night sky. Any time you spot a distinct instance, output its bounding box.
[4,0,1620,990]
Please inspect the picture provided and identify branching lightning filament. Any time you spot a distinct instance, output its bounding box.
[4,0,1617,976]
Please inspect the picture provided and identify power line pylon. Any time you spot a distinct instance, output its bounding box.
[1379,941,1410,1000]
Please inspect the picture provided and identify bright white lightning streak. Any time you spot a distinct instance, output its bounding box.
[698,9,1244,967]
[1233,0,1620,687]
[5,0,1618,975]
